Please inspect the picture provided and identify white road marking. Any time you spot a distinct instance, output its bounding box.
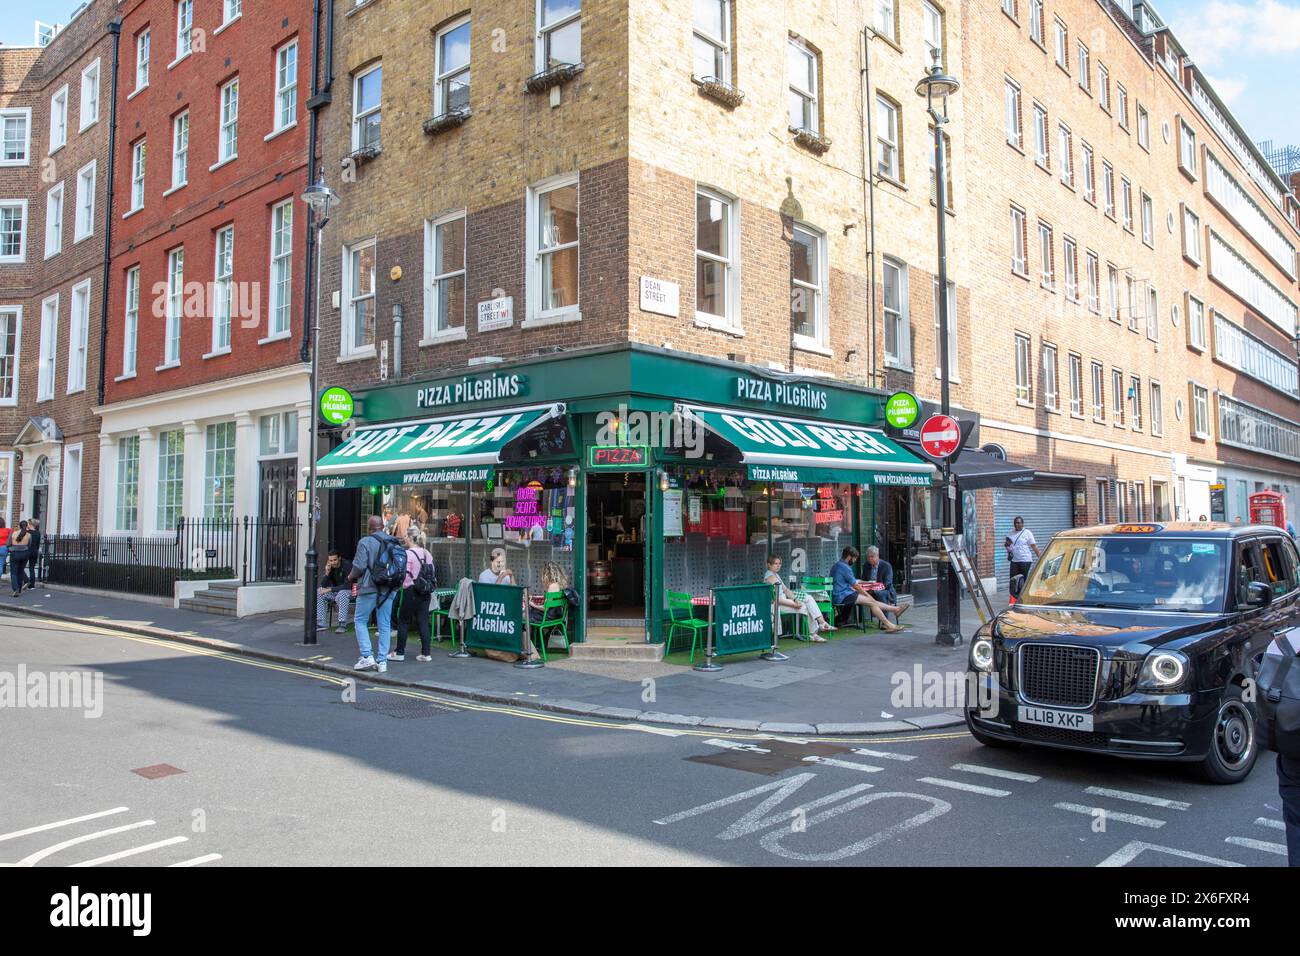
[71,836,189,867]
[1083,786,1190,811]
[1054,803,1165,828]
[917,776,1010,797]
[1225,836,1287,856]
[168,853,223,867]
[759,791,951,862]
[1254,817,1285,831]
[0,807,129,844]
[702,738,771,754]
[14,820,155,867]
[852,748,916,762]
[625,725,684,737]
[802,756,885,773]
[951,763,1040,782]
[1097,841,1242,867]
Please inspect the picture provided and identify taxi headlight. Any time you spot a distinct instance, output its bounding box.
[1138,651,1188,691]
[970,638,995,673]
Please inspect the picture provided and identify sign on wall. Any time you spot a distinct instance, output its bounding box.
[734,375,829,412]
[415,372,529,410]
[478,296,514,332]
[319,387,355,425]
[639,277,680,317]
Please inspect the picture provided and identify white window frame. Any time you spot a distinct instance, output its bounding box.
[0,306,21,407]
[1058,123,1073,187]
[267,200,293,340]
[1038,220,1054,289]
[1042,343,1059,411]
[1053,17,1068,70]
[171,111,189,189]
[527,174,581,326]
[792,224,829,353]
[222,0,242,27]
[1191,383,1210,439]
[1063,236,1078,301]
[50,85,68,152]
[135,29,150,92]
[273,40,298,134]
[1186,293,1207,351]
[876,95,901,181]
[1068,352,1083,416]
[210,225,234,354]
[122,266,139,377]
[874,0,898,41]
[1111,367,1125,425]
[922,1,944,65]
[80,59,101,131]
[1098,64,1110,111]
[74,160,96,243]
[1183,205,1202,263]
[1102,160,1114,218]
[203,422,237,520]
[1004,78,1022,149]
[1141,191,1154,247]
[115,435,141,533]
[67,278,90,394]
[0,107,32,166]
[217,78,239,164]
[1033,103,1049,169]
[1130,374,1143,431]
[1120,177,1133,232]
[692,0,731,82]
[1137,103,1149,149]
[1076,41,1090,91]
[130,139,146,212]
[1015,332,1032,404]
[882,257,911,370]
[341,238,378,357]
[1081,142,1094,203]
[44,183,63,259]
[423,210,468,343]
[38,294,58,402]
[1150,380,1163,436]
[1116,83,1129,130]
[156,429,185,532]
[175,0,193,62]
[535,0,582,71]
[1091,360,1105,421]
[1085,250,1100,313]
[164,246,183,367]
[351,63,382,152]
[0,200,27,264]
[1029,0,1044,45]
[787,37,820,135]
[1179,119,1198,178]
[1010,204,1027,277]
[434,17,471,115]
[1107,263,1120,322]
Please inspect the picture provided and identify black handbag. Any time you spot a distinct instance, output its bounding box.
[1257,633,1300,759]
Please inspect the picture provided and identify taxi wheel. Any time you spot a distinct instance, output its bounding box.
[1198,685,1258,785]
[966,712,1017,749]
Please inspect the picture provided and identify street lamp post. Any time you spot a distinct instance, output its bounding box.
[916,49,963,648]
[300,176,340,646]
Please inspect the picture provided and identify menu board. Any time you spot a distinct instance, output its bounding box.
[663,489,684,537]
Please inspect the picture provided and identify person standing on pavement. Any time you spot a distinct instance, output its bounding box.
[8,520,31,597]
[392,530,435,662]
[1004,516,1039,596]
[25,518,41,589]
[316,550,353,633]
[348,515,401,673]
[0,517,9,576]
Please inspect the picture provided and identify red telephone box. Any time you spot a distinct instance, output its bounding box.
[1249,491,1286,529]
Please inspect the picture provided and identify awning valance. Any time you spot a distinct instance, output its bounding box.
[899,442,1036,490]
[315,403,564,489]
[680,404,934,486]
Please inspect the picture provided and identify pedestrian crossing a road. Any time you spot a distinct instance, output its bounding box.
[0,807,220,867]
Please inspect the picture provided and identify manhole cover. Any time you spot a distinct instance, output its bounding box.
[132,763,186,779]
[347,695,458,719]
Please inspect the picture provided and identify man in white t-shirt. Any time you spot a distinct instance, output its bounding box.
[478,547,516,585]
[1004,516,1040,596]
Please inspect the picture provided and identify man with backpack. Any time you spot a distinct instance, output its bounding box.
[391,528,435,662]
[347,515,407,673]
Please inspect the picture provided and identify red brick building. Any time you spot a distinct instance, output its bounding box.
[0,0,118,537]
[98,0,311,568]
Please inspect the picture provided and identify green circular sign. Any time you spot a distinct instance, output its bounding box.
[885,391,920,429]
[320,387,355,425]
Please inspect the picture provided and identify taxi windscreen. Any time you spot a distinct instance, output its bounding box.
[1020,536,1227,611]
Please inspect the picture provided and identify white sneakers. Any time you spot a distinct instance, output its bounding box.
[388,653,405,662]
[416,654,433,662]
[354,656,376,671]
[376,662,388,673]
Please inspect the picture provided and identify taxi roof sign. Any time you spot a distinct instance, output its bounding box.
[1114,523,1162,534]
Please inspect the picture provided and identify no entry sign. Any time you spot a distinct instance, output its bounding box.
[919,414,960,460]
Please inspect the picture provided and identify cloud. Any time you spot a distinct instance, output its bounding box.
[1204,74,1246,104]
[1173,0,1300,68]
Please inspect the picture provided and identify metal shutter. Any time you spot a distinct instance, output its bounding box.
[993,478,1075,584]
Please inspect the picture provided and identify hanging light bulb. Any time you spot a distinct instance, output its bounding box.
[659,469,670,492]
[567,468,577,488]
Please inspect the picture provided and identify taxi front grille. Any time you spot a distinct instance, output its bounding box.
[1014,722,1108,749]
[1019,643,1100,709]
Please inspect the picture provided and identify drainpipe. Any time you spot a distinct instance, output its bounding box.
[860,27,880,391]
[96,18,123,407]
[392,303,402,379]
[300,0,333,364]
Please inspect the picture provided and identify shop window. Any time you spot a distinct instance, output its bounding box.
[204,421,237,520]
[116,436,140,531]
[157,429,184,531]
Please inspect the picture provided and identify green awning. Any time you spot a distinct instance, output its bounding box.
[315,404,563,489]
[681,404,934,486]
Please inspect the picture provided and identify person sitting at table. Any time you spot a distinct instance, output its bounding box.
[861,545,897,606]
[528,561,569,626]
[764,555,836,643]
[831,546,905,633]
[478,547,516,585]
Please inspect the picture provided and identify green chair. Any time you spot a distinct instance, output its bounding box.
[531,591,570,662]
[665,591,711,662]
[431,589,458,644]
[800,575,834,624]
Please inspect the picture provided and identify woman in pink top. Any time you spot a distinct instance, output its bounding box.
[392,530,435,661]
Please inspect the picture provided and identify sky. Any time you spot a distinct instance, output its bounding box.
[2,0,1298,152]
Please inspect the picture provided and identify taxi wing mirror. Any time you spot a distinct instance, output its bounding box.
[1246,581,1273,608]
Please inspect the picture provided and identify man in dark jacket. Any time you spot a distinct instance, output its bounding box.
[316,550,353,634]
[862,545,896,606]
[25,518,41,589]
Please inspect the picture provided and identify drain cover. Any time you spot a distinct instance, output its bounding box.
[347,695,458,719]
[132,763,186,779]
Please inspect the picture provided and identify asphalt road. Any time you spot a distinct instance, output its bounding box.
[0,611,1289,867]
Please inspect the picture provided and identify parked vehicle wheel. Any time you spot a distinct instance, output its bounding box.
[966,711,1018,749]
[1198,685,1258,785]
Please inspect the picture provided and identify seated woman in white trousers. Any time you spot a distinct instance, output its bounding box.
[763,555,837,642]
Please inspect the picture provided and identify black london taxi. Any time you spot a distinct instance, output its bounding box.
[965,522,1300,783]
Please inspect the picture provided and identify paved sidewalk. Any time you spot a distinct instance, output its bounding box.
[0,587,1007,735]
